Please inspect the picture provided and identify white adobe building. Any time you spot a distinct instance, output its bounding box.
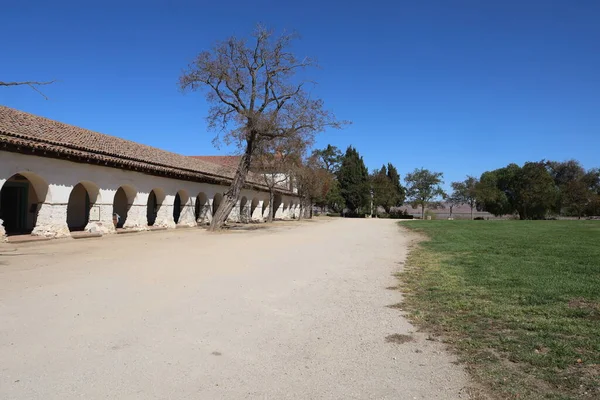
[0,106,302,240]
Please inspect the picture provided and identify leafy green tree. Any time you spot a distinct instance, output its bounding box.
[583,169,600,216]
[450,176,479,219]
[476,164,520,216]
[337,146,370,214]
[446,193,462,219]
[308,145,345,213]
[404,168,445,219]
[515,161,557,219]
[386,163,406,205]
[371,166,393,214]
[326,180,345,213]
[371,164,405,214]
[313,144,343,174]
[547,160,600,217]
[547,160,586,214]
[477,162,556,219]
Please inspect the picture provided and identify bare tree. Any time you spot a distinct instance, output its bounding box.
[179,25,346,231]
[295,153,331,219]
[1,80,55,99]
[253,137,303,222]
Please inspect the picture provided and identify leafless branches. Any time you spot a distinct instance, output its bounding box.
[179,24,348,230]
[0,80,55,100]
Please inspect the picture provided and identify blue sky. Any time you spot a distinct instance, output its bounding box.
[2,0,599,190]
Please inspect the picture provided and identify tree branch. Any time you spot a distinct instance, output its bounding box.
[207,79,240,112]
[0,80,55,100]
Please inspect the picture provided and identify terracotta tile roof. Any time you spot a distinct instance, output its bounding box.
[0,106,287,193]
[189,155,241,169]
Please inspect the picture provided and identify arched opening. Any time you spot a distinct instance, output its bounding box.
[173,190,189,224]
[67,182,100,231]
[272,194,283,219]
[173,193,181,223]
[212,193,223,216]
[239,196,248,222]
[146,189,165,226]
[0,173,48,235]
[250,198,259,219]
[195,192,209,224]
[112,185,136,229]
[261,198,270,217]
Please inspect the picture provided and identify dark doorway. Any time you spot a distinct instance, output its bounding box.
[0,174,42,235]
[67,183,90,231]
[0,182,29,234]
[272,194,283,219]
[113,187,133,228]
[147,190,158,226]
[173,193,182,224]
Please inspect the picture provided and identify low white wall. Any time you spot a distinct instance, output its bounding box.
[0,151,298,238]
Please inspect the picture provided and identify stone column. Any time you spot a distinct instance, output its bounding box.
[206,199,215,224]
[197,204,211,225]
[228,202,241,223]
[250,201,262,222]
[239,203,250,223]
[178,199,196,227]
[154,201,176,228]
[85,202,116,234]
[32,202,70,238]
[290,205,297,219]
[274,203,283,219]
[262,204,271,221]
[119,201,146,230]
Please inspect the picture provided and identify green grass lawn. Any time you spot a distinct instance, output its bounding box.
[398,221,600,400]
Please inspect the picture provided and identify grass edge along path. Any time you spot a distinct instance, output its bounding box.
[396,221,599,400]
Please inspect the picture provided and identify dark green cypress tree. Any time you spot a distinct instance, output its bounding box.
[337,146,370,213]
[386,163,406,205]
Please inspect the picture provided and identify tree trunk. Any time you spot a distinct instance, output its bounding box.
[470,205,474,220]
[421,204,425,220]
[298,201,304,220]
[209,135,254,231]
[266,190,275,223]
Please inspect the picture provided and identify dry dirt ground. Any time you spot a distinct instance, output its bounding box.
[0,218,471,399]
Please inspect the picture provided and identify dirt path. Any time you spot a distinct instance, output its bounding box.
[0,219,470,399]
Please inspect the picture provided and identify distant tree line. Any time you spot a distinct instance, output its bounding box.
[293,145,440,219]
[464,160,600,220]
[294,144,599,221]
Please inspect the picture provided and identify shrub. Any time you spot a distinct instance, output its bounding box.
[474,216,485,220]
[389,209,414,219]
[344,211,367,218]
[424,210,437,220]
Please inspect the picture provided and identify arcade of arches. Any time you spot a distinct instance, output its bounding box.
[0,153,303,240]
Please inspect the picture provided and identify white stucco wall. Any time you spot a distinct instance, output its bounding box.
[0,151,297,238]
